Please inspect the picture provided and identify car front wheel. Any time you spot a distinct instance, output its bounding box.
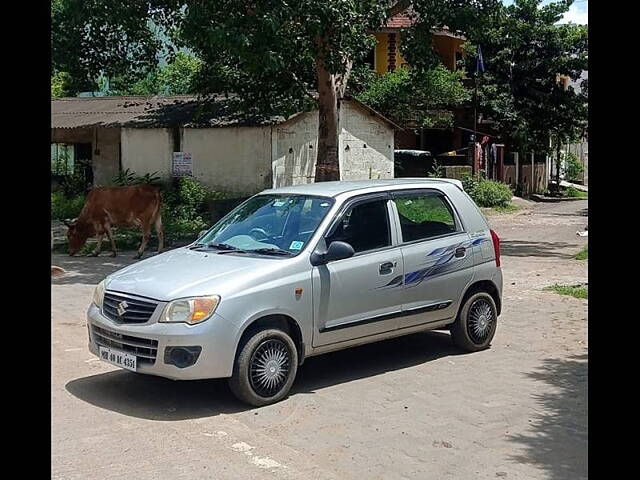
[228,328,298,407]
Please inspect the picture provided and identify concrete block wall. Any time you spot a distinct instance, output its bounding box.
[272,111,318,188]
[182,127,272,196]
[338,101,394,180]
[272,100,395,187]
[121,128,173,180]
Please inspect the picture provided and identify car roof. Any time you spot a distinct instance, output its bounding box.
[261,178,463,199]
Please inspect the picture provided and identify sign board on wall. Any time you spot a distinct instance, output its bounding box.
[172,152,193,177]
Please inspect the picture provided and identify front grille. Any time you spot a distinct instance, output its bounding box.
[92,325,158,365]
[103,291,158,324]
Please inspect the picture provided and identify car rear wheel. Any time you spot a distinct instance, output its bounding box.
[450,292,497,352]
[228,328,298,407]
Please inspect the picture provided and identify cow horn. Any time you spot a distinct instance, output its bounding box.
[62,218,76,227]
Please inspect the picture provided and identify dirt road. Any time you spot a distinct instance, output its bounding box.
[52,200,587,480]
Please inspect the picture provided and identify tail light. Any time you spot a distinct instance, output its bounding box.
[490,229,501,267]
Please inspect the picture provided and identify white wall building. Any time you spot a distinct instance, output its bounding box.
[51,95,398,196]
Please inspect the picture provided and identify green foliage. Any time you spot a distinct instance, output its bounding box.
[491,203,519,213]
[60,168,91,197]
[466,0,588,152]
[463,174,512,208]
[161,177,227,240]
[137,172,162,184]
[575,246,588,260]
[461,173,480,198]
[427,160,445,178]
[562,151,584,183]
[51,192,84,220]
[109,52,204,96]
[112,168,162,186]
[112,168,138,186]
[395,197,455,226]
[356,66,470,129]
[564,186,587,198]
[51,71,71,98]
[544,284,588,299]
[52,0,500,117]
[473,179,513,208]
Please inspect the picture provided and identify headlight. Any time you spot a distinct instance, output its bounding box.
[93,280,106,310]
[161,295,220,325]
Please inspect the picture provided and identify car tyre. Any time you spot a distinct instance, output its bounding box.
[450,292,497,352]
[228,328,298,407]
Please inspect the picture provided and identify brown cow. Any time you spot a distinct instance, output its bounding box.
[65,184,164,259]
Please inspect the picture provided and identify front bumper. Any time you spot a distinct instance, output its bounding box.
[87,303,241,380]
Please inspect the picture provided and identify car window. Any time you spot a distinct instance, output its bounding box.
[325,199,391,253]
[200,194,333,255]
[394,193,458,242]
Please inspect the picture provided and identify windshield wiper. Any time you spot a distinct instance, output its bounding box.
[209,243,242,251]
[189,242,246,252]
[251,248,293,256]
[212,243,252,254]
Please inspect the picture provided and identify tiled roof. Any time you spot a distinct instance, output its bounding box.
[51,95,401,131]
[51,95,285,129]
[385,10,416,29]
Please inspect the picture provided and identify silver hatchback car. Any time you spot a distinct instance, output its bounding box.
[88,179,502,406]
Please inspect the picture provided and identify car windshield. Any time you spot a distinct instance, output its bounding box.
[197,194,334,256]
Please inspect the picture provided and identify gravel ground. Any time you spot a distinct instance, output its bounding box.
[52,199,587,480]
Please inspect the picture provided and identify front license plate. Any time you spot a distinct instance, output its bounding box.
[99,346,137,372]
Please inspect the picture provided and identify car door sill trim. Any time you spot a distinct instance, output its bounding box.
[319,301,453,333]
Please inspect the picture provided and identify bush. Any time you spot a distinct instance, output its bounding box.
[51,192,84,220]
[462,175,513,208]
[161,177,226,241]
[562,151,584,183]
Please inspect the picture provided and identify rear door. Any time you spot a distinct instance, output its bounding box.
[311,194,404,347]
[391,189,474,329]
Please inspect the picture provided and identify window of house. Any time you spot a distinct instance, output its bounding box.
[393,192,458,242]
[51,143,75,175]
[325,199,391,253]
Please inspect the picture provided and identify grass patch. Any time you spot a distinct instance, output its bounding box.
[575,246,588,260]
[492,203,519,213]
[564,186,588,198]
[544,284,588,299]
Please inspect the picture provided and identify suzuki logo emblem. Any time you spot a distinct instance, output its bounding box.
[117,301,129,317]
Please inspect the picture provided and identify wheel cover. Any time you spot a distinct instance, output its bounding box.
[467,298,495,344]
[249,339,291,398]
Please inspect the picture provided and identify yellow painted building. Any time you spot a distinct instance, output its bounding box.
[370,30,466,75]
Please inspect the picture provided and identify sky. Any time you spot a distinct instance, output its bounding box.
[502,0,588,24]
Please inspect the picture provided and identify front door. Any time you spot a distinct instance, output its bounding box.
[312,196,404,347]
[391,190,474,329]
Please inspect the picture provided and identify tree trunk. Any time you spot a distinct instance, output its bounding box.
[314,55,340,182]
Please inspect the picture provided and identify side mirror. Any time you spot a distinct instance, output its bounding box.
[310,241,355,266]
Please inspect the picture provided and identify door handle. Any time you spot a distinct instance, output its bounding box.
[379,261,395,275]
[455,247,466,258]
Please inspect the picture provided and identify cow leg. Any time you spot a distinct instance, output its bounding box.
[89,233,104,257]
[136,227,151,259]
[104,224,118,257]
[155,215,164,253]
